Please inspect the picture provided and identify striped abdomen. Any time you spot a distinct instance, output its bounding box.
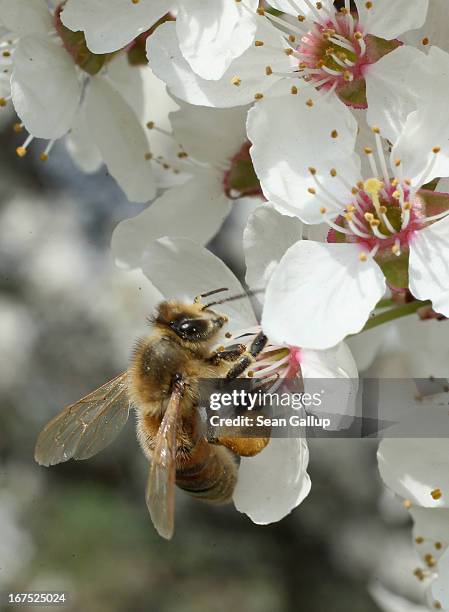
[176,439,237,504]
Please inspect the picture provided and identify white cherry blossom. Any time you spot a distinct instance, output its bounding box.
[112,102,263,269]
[147,0,428,108]
[0,0,158,202]
[61,0,259,80]
[248,49,449,349]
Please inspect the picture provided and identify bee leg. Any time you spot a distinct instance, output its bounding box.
[208,344,246,366]
[249,331,268,358]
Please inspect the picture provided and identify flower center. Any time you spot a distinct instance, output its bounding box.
[298,13,368,91]
[327,177,422,258]
[223,141,262,199]
[220,326,302,386]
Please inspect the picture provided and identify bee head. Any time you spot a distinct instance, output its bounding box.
[153,300,228,343]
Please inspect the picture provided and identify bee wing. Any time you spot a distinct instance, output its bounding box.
[35,372,130,467]
[145,381,184,540]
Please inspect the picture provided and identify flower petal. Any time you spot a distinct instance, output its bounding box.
[0,0,52,37]
[147,19,290,107]
[429,548,449,610]
[390,47,449,187]
[11,35,81,139]
[176,0,258,80]
[409,215,449,317]
[65,108,102,173]
[244,204,303,290]
[402,0,449,54]
[354,0,428,40]
[170,101,248,165]
[61,0,167,54]
[233,438,311,524]
[247,90,361,223]
[262,241,386,349]
[365,45,425,143]
[301,343,359,430]
[267,0,334,17]
[410,506,449,563]
[378,438,449,507]
[85,75,156,203]
[112,171,231,269]
[141,238,257,329]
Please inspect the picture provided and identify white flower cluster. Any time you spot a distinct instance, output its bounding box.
[3,0,449,604]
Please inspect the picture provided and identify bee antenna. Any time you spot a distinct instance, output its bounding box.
[202,288,264,310]
[194,287,229,303]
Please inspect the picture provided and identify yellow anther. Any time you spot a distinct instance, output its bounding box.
[320,206,327,214]
[288,35,296,43]
[415,536,424,544]
[394,159,401,167]
[265,66,273,75]
[364,147,373,155]
[231,76,242,86]
[435,542,443,550]
[431,488,442,500]
[308,187,316,194]
[425,553,436,568]
[0,97,7,107]
[308,167,317,175]
[146,121,155,129]
[16,146,27,158]
[39,152,49,162]
[379,206,387,214]
[331,130,338,138]
[306,99,314,107]
[372,126,380,134]
[13,123,23,133]
[291,86,298,95]
[284,48,294,56]
[359,252,368,262]
[330,168,337,177]
[433,146,441,154]
[255,40,264,47]
[422,37,429,45]
[403,202,412,210]
[403,499,412,509]
[254,92,264,100]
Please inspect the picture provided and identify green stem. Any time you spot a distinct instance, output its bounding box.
[361,300,431,332]
[375,298,395,310]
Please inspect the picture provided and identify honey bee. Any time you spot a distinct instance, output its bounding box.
[35,289,269,539]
